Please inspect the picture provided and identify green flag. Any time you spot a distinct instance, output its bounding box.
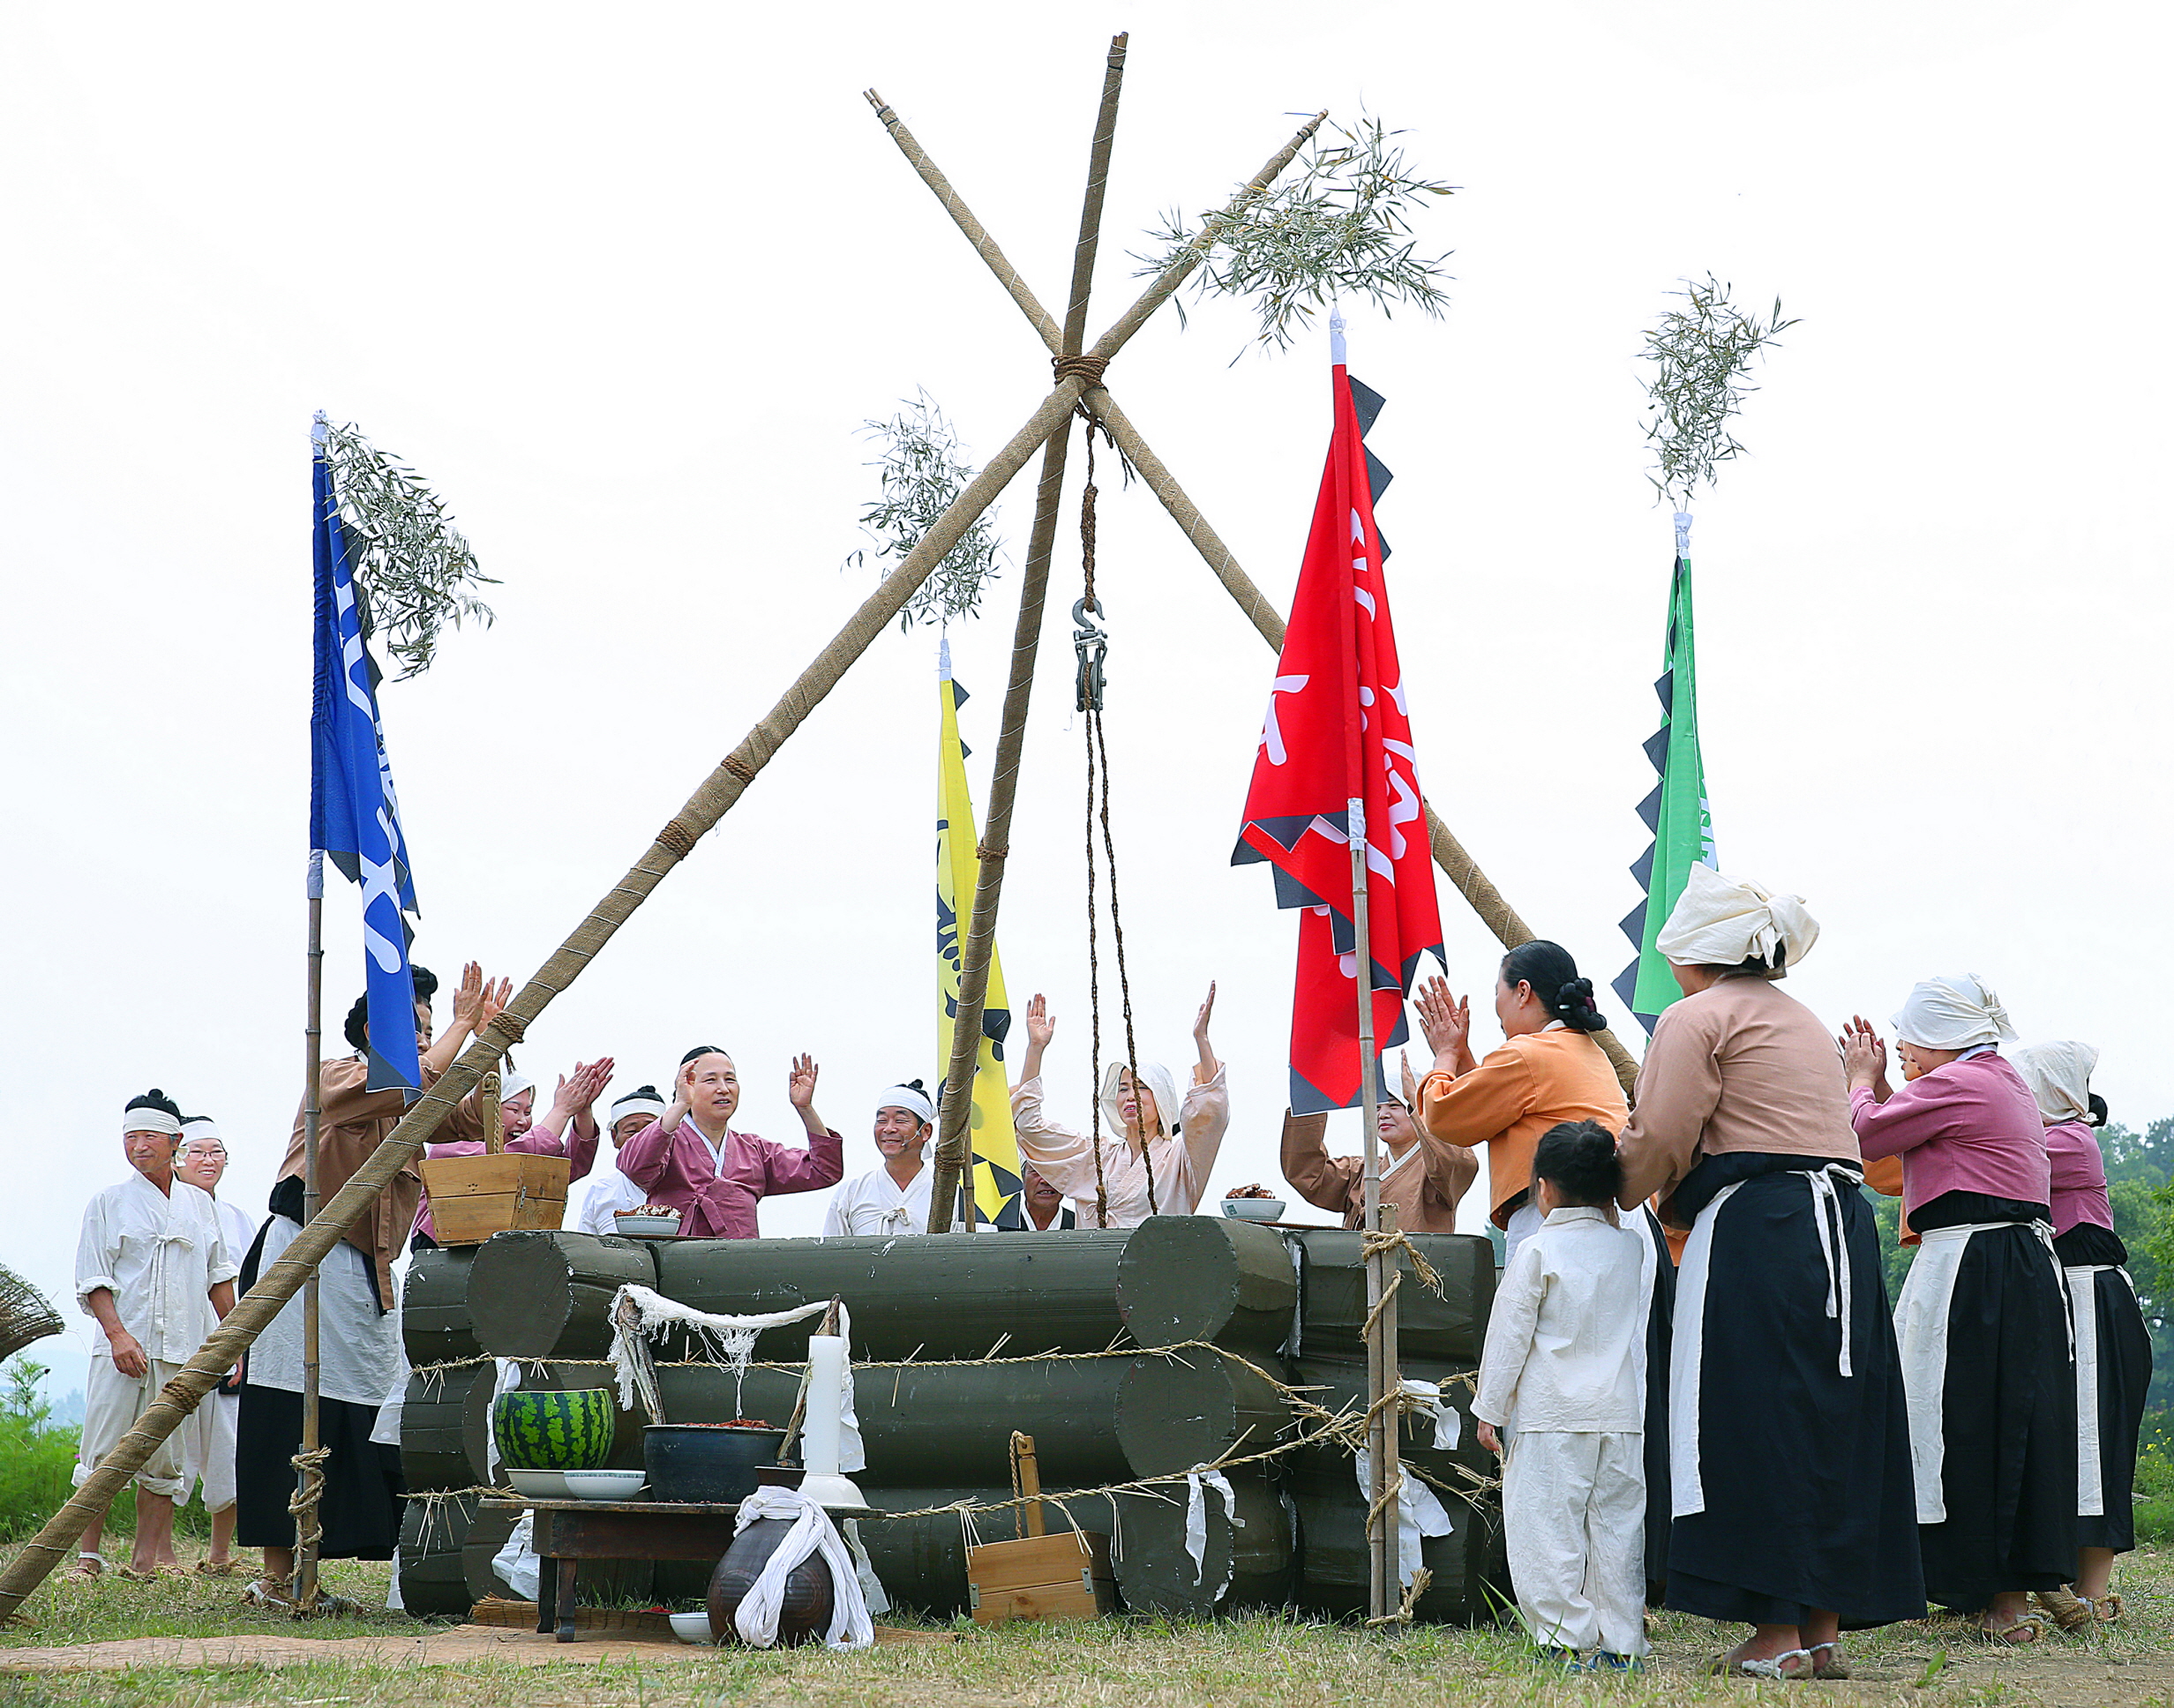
[1616,513,1716,1031]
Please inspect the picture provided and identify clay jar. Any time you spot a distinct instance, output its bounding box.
[708,1517,834,1646]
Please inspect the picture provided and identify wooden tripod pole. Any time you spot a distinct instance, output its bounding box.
[0,106,1330,1625]
[866,112,1643,1102]
[927,32,1128,1233]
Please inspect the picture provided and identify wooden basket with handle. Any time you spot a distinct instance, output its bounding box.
[964,1432,1115,1624]
[417,1071,570,1246]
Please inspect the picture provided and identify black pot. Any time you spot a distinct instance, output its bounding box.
[645,1423,788,1503]
[709,1517,834,1645]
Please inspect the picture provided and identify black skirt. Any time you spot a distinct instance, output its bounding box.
[1898,1221,2078,1610]
[2070,1264,2151,1553]
[233,1382,405,1558]
[1638,1207,1675,1600]
[1665,1156,1924,1629]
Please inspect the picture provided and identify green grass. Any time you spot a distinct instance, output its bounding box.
[2138,1416,2174,1547]
[3,1544,2171,1708]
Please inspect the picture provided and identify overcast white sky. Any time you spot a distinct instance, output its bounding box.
[6,2,2169,1390]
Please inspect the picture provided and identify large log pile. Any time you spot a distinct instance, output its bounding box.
[399,1217,1503,1622]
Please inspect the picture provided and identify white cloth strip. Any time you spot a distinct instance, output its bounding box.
[1668,1180,1741,1518]
[1804,1164,1859,1378]
[730,1486,873,1651]
[1183,1466,1242,1597]
[2065,1265,2108,1517]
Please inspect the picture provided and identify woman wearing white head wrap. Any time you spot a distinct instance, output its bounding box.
[1616,871,1923,1676]
[2011,1043,2148,1626]
[411,1059,613,1248]
[1842,985,2073,1642]
[1008,984,1227,1228]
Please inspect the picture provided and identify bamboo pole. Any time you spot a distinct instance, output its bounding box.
[296,852,324,1610]
[0,105,1332,1626]
[928,32,1128,1233]
[864,107,1642,1102]
[1350,801,1393,1621]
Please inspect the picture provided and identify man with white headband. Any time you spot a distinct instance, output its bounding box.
[173,1116,259,1577]
[822,1081,959,1237]
[573,1083,670,1235]
[1843,978,2074,1644]
[411,1060,612,1248]
[71,1090,238,1580]
[1616,865,1923,1678]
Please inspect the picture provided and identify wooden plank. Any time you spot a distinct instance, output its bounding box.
[966,1530,1110,1590]
[532,1505,742,1562]
[970,1577,1116,1624]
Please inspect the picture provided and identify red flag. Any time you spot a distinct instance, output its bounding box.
[1234,328,1443,1112]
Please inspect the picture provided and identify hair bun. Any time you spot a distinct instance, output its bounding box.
[2088,1092,2110,1129]
[1553,977,1606,1033]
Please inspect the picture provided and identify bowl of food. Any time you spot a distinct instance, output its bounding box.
[668,1610,713,1644]
[506,1467,573,1500]
[615,1205,684,1237]
[1220,1194,1286,1223]
[563,1468,648,1501]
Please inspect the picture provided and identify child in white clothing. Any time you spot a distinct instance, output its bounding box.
[1473,1119,1653,1668]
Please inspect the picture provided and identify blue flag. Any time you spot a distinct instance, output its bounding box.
[310,427,423,1093]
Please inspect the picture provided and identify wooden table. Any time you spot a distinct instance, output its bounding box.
[482,1498,742,1642]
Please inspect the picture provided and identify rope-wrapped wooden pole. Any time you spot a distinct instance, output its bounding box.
[866,109,1643,1103]
[928,32,1128,1232]
[0,100,1338,1629]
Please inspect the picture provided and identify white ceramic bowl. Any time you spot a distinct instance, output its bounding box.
[614,1213,683,1237]
[562,1469,648,1502]
[669,1610,713,1644]
[506,1468,573,1500]
[1220,1198,1286,1223]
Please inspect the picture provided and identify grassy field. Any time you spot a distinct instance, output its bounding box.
[3,1541,2171,1708]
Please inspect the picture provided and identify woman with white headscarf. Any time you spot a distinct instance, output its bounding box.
[1616,867,1922,1681]
[1841,978,2075,1644]
[1009,984,1226,1228]
[2011,1042,2148,1629]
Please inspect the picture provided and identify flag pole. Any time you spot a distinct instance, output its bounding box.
[1350,798,1400,1623]
[293,849,324,1609]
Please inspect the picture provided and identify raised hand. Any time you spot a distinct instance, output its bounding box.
[788,1053,820,1110]
[449,962,486,1032]
[1839,1016,1890,1098]
[474,976,514,1037]
[663,1060,697,1134]
[1025,993,1056,1050]
[1415,977,1471,1066]
[1193,980,1220,1080]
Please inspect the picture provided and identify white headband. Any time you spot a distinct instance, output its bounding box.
[877,1084,935,1125]
[1655,863,1819,975]
[611,1094,666,1123]
[123,1109,181,1137]
[497,1073,536,1103]
[1893,972,2016,1052]
[2011,1040,2096,1122]
[181,1117,222,1144]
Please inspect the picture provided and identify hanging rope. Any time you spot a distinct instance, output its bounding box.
[1076,421,1155,1222]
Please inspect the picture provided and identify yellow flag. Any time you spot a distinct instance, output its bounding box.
[936,642,1023,1222]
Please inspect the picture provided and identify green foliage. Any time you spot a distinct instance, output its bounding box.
[1638,274,1798,508]
[843,391,1005,631]
[1134,116,1455,355]
[1864,1188,1917,1301]
[320,417,497,680]
[2137,1412,2174,1546]
[0,1357,212,1543]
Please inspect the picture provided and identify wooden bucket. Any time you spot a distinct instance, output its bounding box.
[964,1434,1115,1624]
[418,1071,571,1246]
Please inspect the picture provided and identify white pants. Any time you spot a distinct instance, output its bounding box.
[1503,1201,1543,1270]
[180,1390,239,1513]
[76,1355,186,1500]
[1502,1429,1648,1656]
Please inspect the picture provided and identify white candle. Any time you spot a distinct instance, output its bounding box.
[803,1335,846,1477]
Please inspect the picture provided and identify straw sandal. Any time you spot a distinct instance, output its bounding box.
[1709,1645,1811,1679]
[1976,1611,2046,1646]
[242,1579,296,1613]
[113,1565,159,1584]
[1807,1641,1852,1680]
[2035,1586,2094,1633]
[194,1557,244,1577]
[2095,1593,2123,1624]
[70,1553,108,1580]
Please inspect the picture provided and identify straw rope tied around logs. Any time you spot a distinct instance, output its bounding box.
[1053,354,1110,387]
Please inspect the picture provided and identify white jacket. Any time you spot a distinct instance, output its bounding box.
[1473,1205,1648,1434]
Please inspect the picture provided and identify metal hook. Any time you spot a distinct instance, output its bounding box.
[1071,596,1107,712]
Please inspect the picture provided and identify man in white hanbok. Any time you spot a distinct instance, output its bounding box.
[823,1082,956,1236]
[73,1092,237,1579]
[573,1084,668,1234]
[175,1118,259,1575]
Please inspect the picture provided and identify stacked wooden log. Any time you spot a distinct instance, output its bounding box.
[404,1219,1501,1622]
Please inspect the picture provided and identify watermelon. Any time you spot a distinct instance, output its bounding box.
[492,1388,616,1471]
